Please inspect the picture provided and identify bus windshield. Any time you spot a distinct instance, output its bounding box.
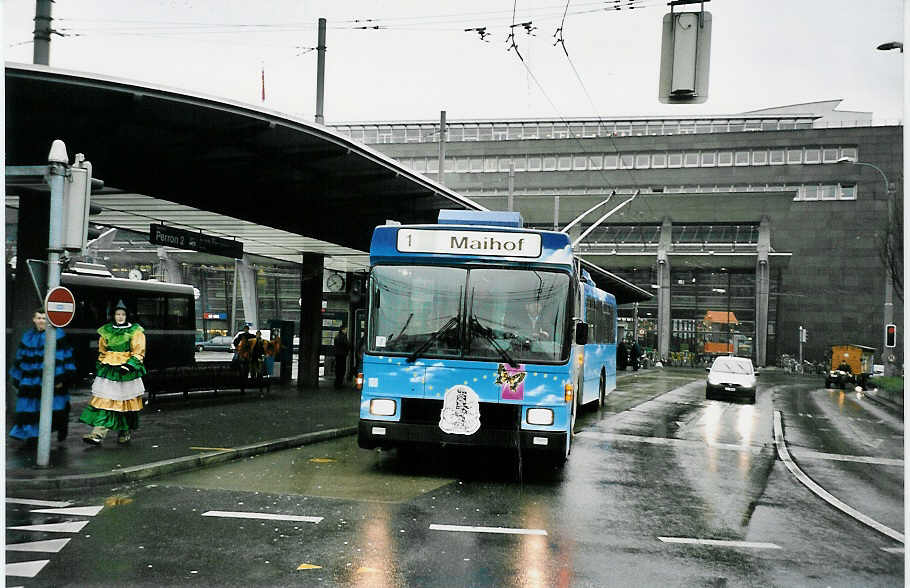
[368,265,571,363]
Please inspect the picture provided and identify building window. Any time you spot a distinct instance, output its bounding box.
[462,126,478,141]
[447,127,463,142]
[470,157,483,172]
[558,156,572,171]
[391,128,406,143]
[553,126,569,139]
[478,126,493,141]
[350,129,364,142]
[695,122,712,134]
[804,148,821,164]
[491,126,507,140]
[406,128,421,143]
[514,156,527,172]
[652,153,667,168]
[684,152,699,167]
[647,122,663,135]
[728,120,745,132]
[620,154,635,169]
[841,147,858,160]
[701,151,716,166]
[522,124,538,139]
[769,149,785,165]
[604,154,618,169]
[455,158,468,173]
[717,151,733,166]
[752,150,768,166]
[678,122,695,134]
[427,159,439,173]
[444,158,455,172]
[614,123,631,136]
[415,158,427,173]
[822,148,839,163]
[377,128,392,143]
[711,122,729,133]
[538,125,553,139]
[668,153,683,168]
[527,156,541,171]
[500,157,514,172]
[573,156,588,170]
[508,125,522,140]
[801,185,818,201]
[588,155,603,170]
[543,156,557,171]
[635,154,651,169]
[734,151,750,166]
[819,184,837,200]
[484,157,497,172]
[840,183,857,200]
[744,120,762,131]
[663,122,679,135]
[787,149,803,164]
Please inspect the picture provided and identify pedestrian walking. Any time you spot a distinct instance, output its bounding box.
[8,308,77,447]
[80,300,146,446]
[232,324,255,377]
[334,326,350,389]
[249,329,266,381]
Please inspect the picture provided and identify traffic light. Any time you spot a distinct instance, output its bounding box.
[62,155,92,252]
[658,9,712,104]
[885,323,897,348]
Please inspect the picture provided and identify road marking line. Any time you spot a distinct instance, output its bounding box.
[30,506,104,517]
[773,410,904,544]
[658,537,781,549]
[6,539,70,553]
[790,450,903,467]
[297,563,323,570]
[6,498,72,508]
[5,559,50,578]
[577,431,765,454]
[881,547,904,553]
[429,524,547,536]
[201,510,323,523]
[7,521,90,533]
[190,446,233,451]
[6,538,71,553]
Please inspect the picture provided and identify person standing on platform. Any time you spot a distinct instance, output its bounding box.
[80,300,146,446]
[8,308,77,447]
[232,324,255,377]
[334,326,350,389]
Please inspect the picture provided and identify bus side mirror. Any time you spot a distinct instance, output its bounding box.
[575,323,588,345]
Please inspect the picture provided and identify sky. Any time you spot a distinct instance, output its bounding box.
[2,0,905,124]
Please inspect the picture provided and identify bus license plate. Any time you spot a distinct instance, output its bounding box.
[724,386,736,391]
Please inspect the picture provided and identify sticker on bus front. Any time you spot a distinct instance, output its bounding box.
[495,363,526,400]
[438,385,481,435]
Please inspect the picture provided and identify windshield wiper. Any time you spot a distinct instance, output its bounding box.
[469,315,518,368]
[407,316,461,363]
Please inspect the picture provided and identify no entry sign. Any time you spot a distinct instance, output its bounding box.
[45,286,76,328]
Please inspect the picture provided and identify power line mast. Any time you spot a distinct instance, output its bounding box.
[33,0,53,65]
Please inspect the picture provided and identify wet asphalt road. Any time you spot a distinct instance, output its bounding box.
[6,369,904,587]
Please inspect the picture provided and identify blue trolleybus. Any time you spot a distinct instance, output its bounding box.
[357,210,635,464]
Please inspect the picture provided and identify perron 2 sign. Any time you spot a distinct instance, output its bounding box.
[149,224,243,258]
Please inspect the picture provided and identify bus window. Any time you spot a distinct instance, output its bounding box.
[167,296,192,329]
[135,296,165,329]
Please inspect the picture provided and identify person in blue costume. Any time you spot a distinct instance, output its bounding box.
[80,300,146,446]
[8,308,77,446]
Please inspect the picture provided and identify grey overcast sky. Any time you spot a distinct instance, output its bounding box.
[2,0,905,123]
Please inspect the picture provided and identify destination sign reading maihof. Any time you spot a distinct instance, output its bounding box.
[149,224,243,258]
[397,228,542,258]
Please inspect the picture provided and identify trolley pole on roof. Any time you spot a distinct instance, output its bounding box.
[37,140,69,467]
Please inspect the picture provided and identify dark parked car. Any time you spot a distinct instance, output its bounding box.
[196,335,233,352]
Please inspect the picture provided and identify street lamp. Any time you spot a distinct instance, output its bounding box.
[876,41,904,53]
[837,156,896,376]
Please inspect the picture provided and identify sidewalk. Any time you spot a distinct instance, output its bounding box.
[6,379,361,491]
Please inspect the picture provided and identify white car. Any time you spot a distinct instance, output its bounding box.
[706,356,757,403]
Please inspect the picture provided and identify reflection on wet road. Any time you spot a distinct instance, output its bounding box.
[16,368,903,587]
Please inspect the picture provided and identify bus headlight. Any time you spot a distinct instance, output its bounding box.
[527,408,554,426]
[369,398,397,416]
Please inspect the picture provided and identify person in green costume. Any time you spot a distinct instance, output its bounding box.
[80,300,146,446]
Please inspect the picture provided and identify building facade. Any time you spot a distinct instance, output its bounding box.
[332,101,903,369]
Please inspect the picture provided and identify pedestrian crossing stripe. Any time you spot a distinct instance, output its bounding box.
[7,521,90,533]
[5,559,50,578]
[6,538,71,553]
[357,567,382,574]
[6,498,72,508]
[31,506,104,517]
[297,563,322,570]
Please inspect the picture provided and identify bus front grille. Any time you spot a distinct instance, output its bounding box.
[401,399,520,429]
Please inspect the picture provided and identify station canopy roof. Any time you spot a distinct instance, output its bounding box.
[4,63,651,303]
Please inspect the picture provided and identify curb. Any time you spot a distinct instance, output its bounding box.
[7,426,358,491]
[861,389,904,415]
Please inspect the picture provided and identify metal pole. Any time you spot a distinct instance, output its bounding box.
[437,110,446,185]
[726,271,732,354]
[37,140,69,467]
[231,261,239,332]
[507,163,514,211]
[33,0,52,65]
[315,18,326,124]
[799,326,804,366]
